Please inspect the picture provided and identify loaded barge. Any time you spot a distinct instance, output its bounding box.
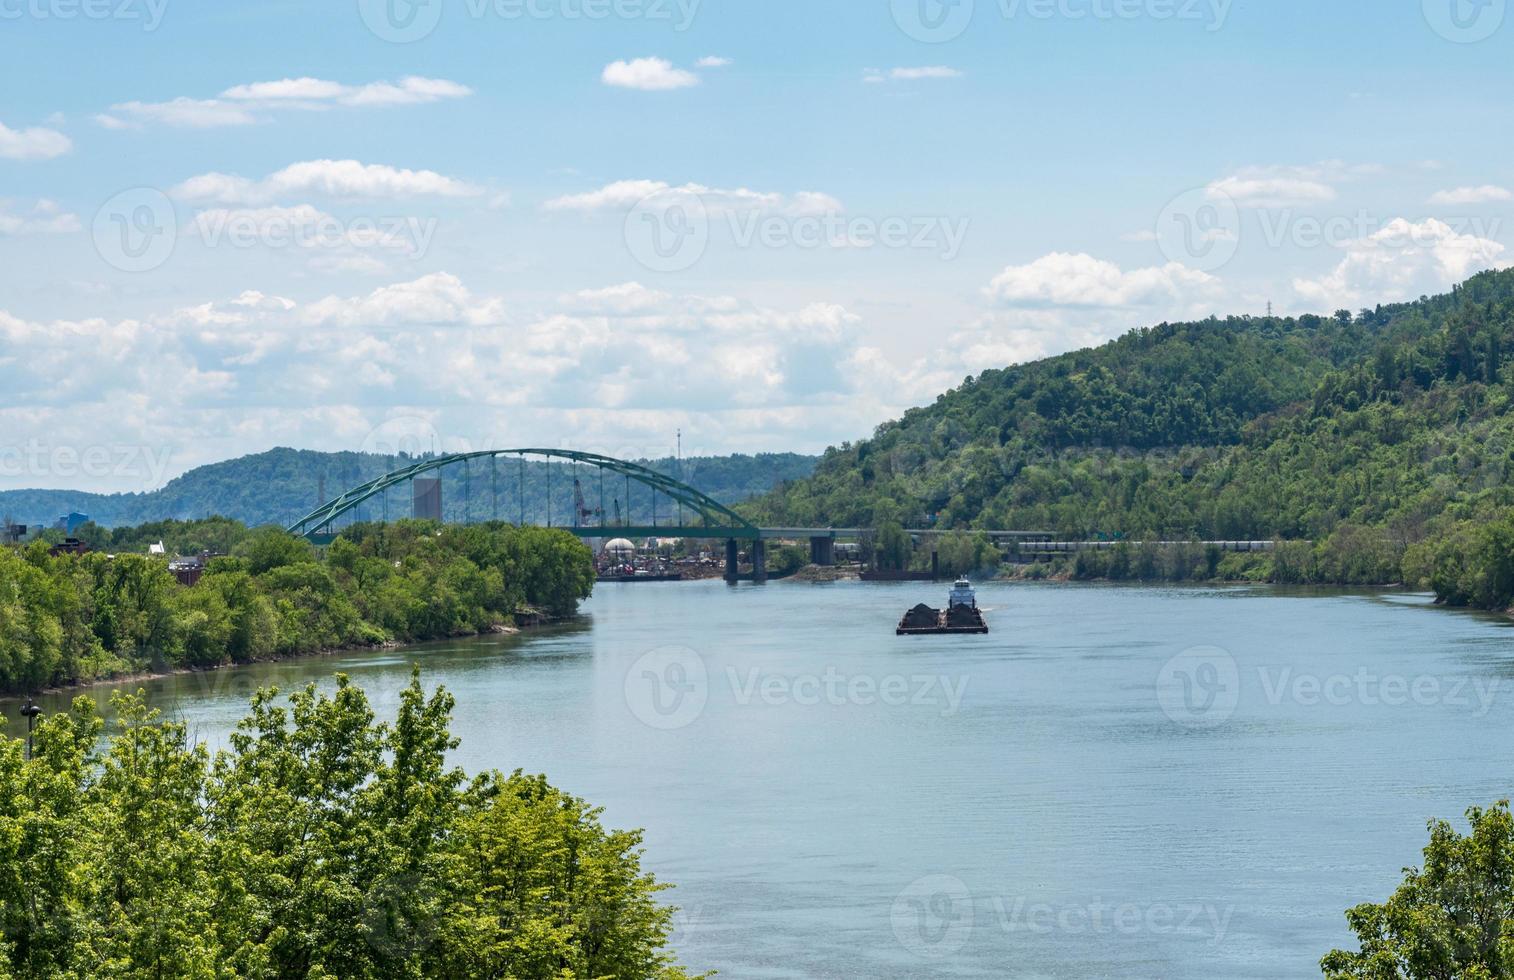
[896,579,989,635]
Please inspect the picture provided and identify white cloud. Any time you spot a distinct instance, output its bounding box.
[1293,217,1509,308]
[544,179,841,215]
[864,66,963,83]
[101,76,471,128]
[220,77,349,102]
[1207,174,1336,207]
[0,199,81,236]
[93,114,136,130]
[0,120,72,160]
[1428,185,1513,206]
[1204,161,1378,207]
[602,57,700,91]
[940,311,1136,378]
[890,66,963,80]
[563,282,674,314]
[301,273,504,328]
[104,98,261,128]
[230,290,296,311]
[696,56,732,68]
[173,159,482,205]
[985,252,1218,308]
[221,75,472,107]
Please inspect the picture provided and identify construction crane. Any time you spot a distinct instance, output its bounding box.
[572,477,600,528]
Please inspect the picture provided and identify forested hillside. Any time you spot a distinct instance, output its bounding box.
[0,448,816,529]
[750,269,1514,607]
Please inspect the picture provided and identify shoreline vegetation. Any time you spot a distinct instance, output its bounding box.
[0,518,594,699]
[12,611,573,703]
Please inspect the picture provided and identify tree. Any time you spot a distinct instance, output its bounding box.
[874,520,912,571]
[0,675,703,979]
[937,530,995,576]
[1323,801,1514,978]
[171,584,235,669]
[234,527,315,576]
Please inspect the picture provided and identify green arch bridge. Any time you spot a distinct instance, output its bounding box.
[286,449,786,580]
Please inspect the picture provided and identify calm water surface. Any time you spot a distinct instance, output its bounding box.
[8,580,1514,978]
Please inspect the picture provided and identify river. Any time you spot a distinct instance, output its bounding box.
[7,579,1513,978]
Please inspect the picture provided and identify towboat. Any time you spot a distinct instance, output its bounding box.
[896,578,989,635]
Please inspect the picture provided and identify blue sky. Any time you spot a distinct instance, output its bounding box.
[2,0,1512,490]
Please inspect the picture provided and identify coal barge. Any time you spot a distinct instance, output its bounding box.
[896,579,989,635]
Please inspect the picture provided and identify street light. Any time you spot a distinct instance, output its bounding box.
[19,698,41,761]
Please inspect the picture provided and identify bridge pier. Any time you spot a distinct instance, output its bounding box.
[809,535,834,566]
[725,538,739,583]
[752,539,767,584]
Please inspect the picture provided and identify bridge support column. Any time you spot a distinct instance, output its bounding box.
[810,536,834,566]
[725,538,739,583]
[752,539,767,584]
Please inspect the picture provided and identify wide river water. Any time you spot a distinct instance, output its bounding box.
[7,579,1514,978]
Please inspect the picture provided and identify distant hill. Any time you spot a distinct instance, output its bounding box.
[748,269,1514,605]
[0,448,818,530]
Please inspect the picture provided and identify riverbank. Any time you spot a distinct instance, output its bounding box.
[12,609,572,702]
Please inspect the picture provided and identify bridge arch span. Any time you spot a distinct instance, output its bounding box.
[285,449,760,543]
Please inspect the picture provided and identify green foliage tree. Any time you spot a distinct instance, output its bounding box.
[0,675,702,979]
[1322,801,1514,978]
[937,530,997,576]
[874,521,912,571]
[234,526,316,575]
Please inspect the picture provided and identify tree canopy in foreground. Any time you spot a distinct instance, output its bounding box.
[0,673,701,980]
[1323,801,1514,978]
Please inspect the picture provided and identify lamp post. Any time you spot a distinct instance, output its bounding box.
[19,698,41,761]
